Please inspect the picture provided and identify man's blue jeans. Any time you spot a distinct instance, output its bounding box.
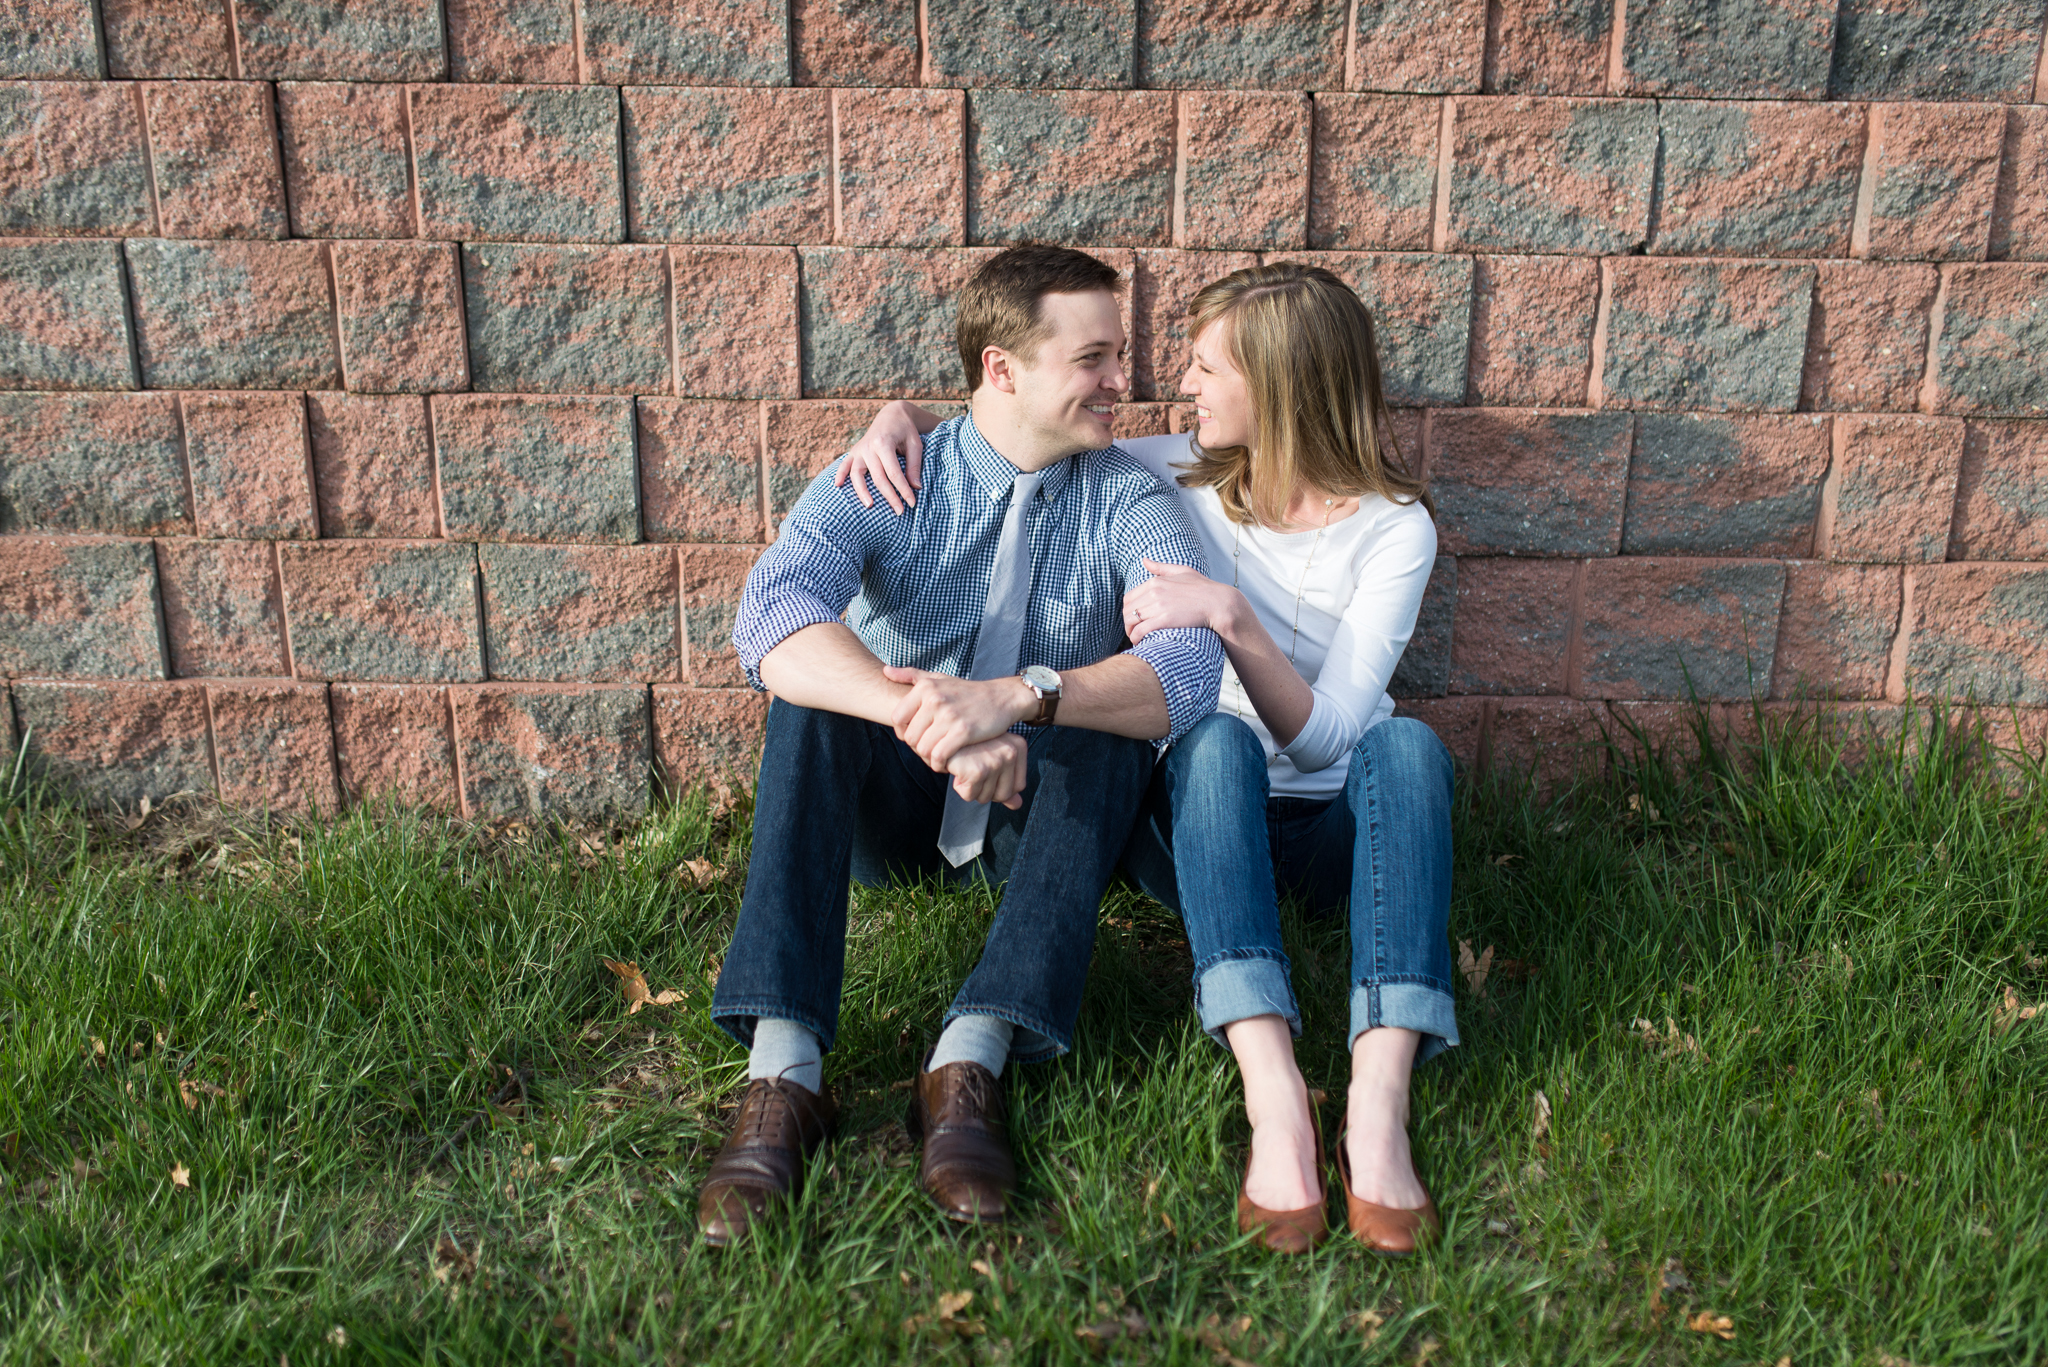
[712,699,1154,1063]
[1121,712,1460,1063]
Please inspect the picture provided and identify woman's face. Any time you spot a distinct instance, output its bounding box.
[1180,319,1253,450]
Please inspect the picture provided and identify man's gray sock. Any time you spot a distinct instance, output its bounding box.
[748,1017,823,1094]
[926,1014,1015,1078]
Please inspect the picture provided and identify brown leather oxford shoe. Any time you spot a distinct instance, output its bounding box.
[697,1078,838,1246]
[906,1061,1016,1222]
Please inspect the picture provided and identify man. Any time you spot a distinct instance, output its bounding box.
[699,245,1224,1244]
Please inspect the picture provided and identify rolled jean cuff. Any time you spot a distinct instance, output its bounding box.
[1194,953,1301,1048]
[1348,981,1459,1064]
[943,1002,1066,1066]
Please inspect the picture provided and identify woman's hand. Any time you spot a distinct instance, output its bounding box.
[1123,558,1245,644]
[832,400,931,513]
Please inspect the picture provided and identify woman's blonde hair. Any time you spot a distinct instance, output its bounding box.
[1176,262,1430,527]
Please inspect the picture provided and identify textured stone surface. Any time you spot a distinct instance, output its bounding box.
[1266,252,1475,406]
[0,83,152,236]
[0,537,165,680]
[280,541,483,681]
[482,543,680,682]
[681,545,760,685]
[157,538,289,678]
[144,81,288,240]
[927,0,1135,87]
[181,391,318,540]
[792,0,919,85]
[275,81,413,239]
[445,0,577,82]
[1990,108,2048,262]
[208,681,339,813]
[1651,101,1864,258]
[839,89,967,247]
[968,91,1173,245]
[1618,0,1835,97]
[623,87,831,246]
[1428,408,1631,554]
[1825,414,1965,563]
[1599,259,1814,412]
[1488,0,1612,93]
[1180,92,1310,251]
[1137,0,1345,87]
[1466,255,1599,406]
[0,392,187,534]
[1578,557,1786,700]
[1769,561,1903,700]
[1865,103,2005,262]
[1308,95,1440,252]
[580,0,790,84]
[234,0,446,80]
[1384,554,1455,698]
[1622,412,1830,556]
[1950,420,2048,560]
[1930,264,2048,417]
[639,399,765,543]
[454,684,652,819]
[0,2,102,79]
[1905,564,2048,705]
[1446,97,1658,254]
[1388,696,1489,770]
[1353,0,1486,92]
[463,244,668,395]
[411,85,624,243]
[1488,698,1608,788]
[11,683,212,810]
[0,240,139,390]
[1130,248,1258,400]
[433,395,639,543]
[673,246,802,398]
[103,0,235,77]
[1448,556,1575,694]
[125,239,341,390]
[799,247,997,397]
[306,393,437,539]
[653,684,768,798]
[763,397,964,522]
[334,242,468,394]
[1798,261,1938,413]
[330,682,458,809]
[1829,0,2047,101]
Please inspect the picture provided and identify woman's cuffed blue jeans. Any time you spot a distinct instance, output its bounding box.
[1121,712,1460,1064]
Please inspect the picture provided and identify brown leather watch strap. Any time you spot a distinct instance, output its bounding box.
[1025,687,1059,727]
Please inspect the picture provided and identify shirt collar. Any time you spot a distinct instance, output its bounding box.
[956,412,1078,509]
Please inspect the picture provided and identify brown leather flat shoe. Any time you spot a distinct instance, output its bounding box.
[1236,1091,1330,1254]
[697,1078,838,1246]
[1334,1118,1441,1256]
[907,1060,1015,1222]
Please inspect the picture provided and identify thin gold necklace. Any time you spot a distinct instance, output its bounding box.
[1228,495,1337,718]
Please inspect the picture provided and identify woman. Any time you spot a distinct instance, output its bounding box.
[838,263,1455,1254]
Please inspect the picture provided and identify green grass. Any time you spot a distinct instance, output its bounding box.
[2,704,2045,1366]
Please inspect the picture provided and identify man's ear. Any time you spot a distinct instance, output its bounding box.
[981,345,1019,395]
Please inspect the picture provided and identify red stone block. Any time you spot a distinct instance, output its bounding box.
[410,85,623,243]
[623,87,829,246]
[156,538,289,678]
[1130,248,1258,400]
[1599,258,1815,413]
[1623,412,1830,557]
[276,81,412,240]
[1115,403,1176,440]
[579,0,790,85]
[1352,0,1485,92]
[1823,414,1964,564]
[481,543,680,682]
[1652,101,1864,258]
[432,394,639,543]
[446,0,577,82]
[1618,0,1834,98]
[1904,563,2048,705]
[1137,0,1345,89]
[1429,408,1631,555]
[639,399,765,543]
[331,683,459,809]
[1951,420,2048,560]
[1606,699,1726,771]
[9,682,212,810]
[797,247,997,398]
[967,91,1176,246]
[1448,556,1575,695]
[1798,260,1938,413]
[1864,103,2005,262]
[1928,263,2048,417]
[102,0,235,77]
[181,392,318,540]
[924,0,1135,88]
[1769,561,1903,701]
[208,680,339,814]
[1388,695,1489,770]
[838,89,966,248]
[0,83,153,236]
[764,398,924,523]
[333,241,468,394]
[143,81,288,240]
[1489,698,1608,789]
[1179,92,1310,252]
[1577,557,1787,700]
[279,540,484,682]
[453,683,652,819]
[306,393,437,539]
[1307,94,1440,252]
[125,240,341,391]
[0,536,165,680]
[0,240,140,391]
[234,0,446,80]
[0,2,106,79]
[1830,0,2043,102]
[1486,0,1610,94]
[653,684,768,800]
[681,545,761,686]
[1268,251,1478,407]
[792,0,919,85]
[0,391,187,535]
[1446,96,1657,255]
[1466,255,1598,406]
[1990,108,2047,263]
[667,246,799,398]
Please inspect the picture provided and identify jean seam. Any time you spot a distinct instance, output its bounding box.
[1191,947,1291,975]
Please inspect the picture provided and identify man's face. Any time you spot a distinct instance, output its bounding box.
[1005,290,1130,453]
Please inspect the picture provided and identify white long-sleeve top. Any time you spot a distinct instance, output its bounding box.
[1117,433,1439,800]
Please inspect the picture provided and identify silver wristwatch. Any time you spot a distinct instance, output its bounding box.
[1020,664,1062,726]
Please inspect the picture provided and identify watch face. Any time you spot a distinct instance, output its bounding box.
[1021,664,1061,692]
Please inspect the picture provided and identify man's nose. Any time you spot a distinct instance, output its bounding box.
[1102,358,1132,394]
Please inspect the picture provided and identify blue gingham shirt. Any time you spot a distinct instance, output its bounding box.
[734,414,1224,744]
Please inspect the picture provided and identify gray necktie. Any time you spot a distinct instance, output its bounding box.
[936,469,1045,867]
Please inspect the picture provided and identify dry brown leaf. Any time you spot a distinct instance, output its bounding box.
[71,1157,100,1184]
[1532,1089,1552,1141]
[969,1258,995,1280]
[601,959,686,1015]
[431,1234,479,1284]
[1457,940,1495,997]
[1491,853,1519,866]
[1992,985,2040,1035]
[935,1290,973,1318]
[1347,1308,1385,1346]
[682,858,718,887]
[169,1162,190,1189]
[179,1078,227,1111]
[1686,1311,1735,1340]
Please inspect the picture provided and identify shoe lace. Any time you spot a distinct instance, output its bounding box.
[948,1066,1001,1124]
[740,1077,823,1147]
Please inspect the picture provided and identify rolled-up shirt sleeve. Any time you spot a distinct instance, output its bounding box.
[732,463,890,691]
[1114,482,1226,744]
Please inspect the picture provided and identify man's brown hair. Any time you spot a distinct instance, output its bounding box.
[956,245,1124,391]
